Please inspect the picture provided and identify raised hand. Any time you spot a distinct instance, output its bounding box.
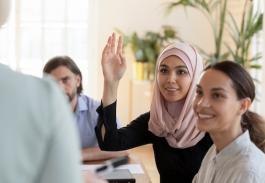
[101,33,126,84]
[101,33,126,106]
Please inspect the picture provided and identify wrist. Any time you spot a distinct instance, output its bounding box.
[102,80,119,107]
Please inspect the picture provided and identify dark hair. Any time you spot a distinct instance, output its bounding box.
[205,61,265,152]
[43,56,83,94]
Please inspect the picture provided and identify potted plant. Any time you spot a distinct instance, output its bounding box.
[166,0,263,70]
[226,0,263,69]
[166,0,229,64]
[119,25,180,80]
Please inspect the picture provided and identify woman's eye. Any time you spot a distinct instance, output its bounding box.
[212,93,223,99]
[195,89,203,96]
[159,68,168,74]
[177,69,188,75]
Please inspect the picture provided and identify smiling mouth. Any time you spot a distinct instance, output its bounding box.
[165,87,179,92]
[197,113,215,119]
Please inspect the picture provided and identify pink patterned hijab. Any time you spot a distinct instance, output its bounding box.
[148,42,205,148]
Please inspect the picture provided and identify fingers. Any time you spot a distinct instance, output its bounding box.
[102,36,111,56]
[110,33,116,53]
[119,52,126,66]
[117,35,124,65]
[103,33,123,61]
[116,35,123,55]
[110,33,124,54]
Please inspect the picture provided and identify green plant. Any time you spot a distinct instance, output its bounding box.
[226,1,263,69]
[167,0,229,64]
[117,25,180,80]
[166,0,263,69]
[120,25,180,65]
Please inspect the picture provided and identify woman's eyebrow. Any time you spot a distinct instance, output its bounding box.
[160,64,187,69]
[211,87,227,92]
[159,64,168,68]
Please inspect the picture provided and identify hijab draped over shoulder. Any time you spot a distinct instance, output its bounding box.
[148,42,204,148]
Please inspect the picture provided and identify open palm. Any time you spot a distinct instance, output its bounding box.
[101,33,126,83]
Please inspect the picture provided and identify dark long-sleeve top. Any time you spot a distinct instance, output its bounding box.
[95,101,212,183]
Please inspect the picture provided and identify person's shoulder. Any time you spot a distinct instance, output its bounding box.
[232,166,265,183]
[131,112,150,124]
[140,112,150,119]
[235,143,265,176]
[29,75,68,106]
[1,65,61,99]
[133,112,150,120]
[246,143,265,167]
[1,65,71,128]
[79,94,99,102]
[26,74,69,112]
[79,94,100,107]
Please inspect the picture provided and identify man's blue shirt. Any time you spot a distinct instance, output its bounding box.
[74,95,121,148]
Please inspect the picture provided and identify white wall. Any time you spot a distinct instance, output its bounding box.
[96,0,214,55]
[94,0,214,122]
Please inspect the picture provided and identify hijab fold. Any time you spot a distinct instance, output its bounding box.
[148,42,205,148]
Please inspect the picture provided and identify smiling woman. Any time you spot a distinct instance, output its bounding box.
[194,69,243,135]
[193,61,265,183]
[95,34,213,183]
[157,56,191,103]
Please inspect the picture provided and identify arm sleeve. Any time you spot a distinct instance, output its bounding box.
[95,101,153,151]
[38,83,83,183]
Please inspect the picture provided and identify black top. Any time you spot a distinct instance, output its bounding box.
[95,102,212,183]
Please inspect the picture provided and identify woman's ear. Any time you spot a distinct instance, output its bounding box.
[0,0,10,27]
[239,97,252,115]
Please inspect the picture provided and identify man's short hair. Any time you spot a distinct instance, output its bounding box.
[43,56,83,94]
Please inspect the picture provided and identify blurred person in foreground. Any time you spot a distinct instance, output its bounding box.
[0,0,105,182]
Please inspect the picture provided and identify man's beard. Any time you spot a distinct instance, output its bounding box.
[66,91,76,102]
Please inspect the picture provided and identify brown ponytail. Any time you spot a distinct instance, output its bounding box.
[242,110,265,152]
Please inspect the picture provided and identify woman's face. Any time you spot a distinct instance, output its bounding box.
[157,55,191,102]
[193,69,248,134]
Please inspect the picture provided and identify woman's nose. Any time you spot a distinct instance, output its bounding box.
[197,97,210,108]
[167,72,177,83]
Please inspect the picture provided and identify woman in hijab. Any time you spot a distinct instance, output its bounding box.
[95,33,212,183]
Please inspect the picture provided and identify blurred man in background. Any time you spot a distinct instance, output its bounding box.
[43,56,127,161]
